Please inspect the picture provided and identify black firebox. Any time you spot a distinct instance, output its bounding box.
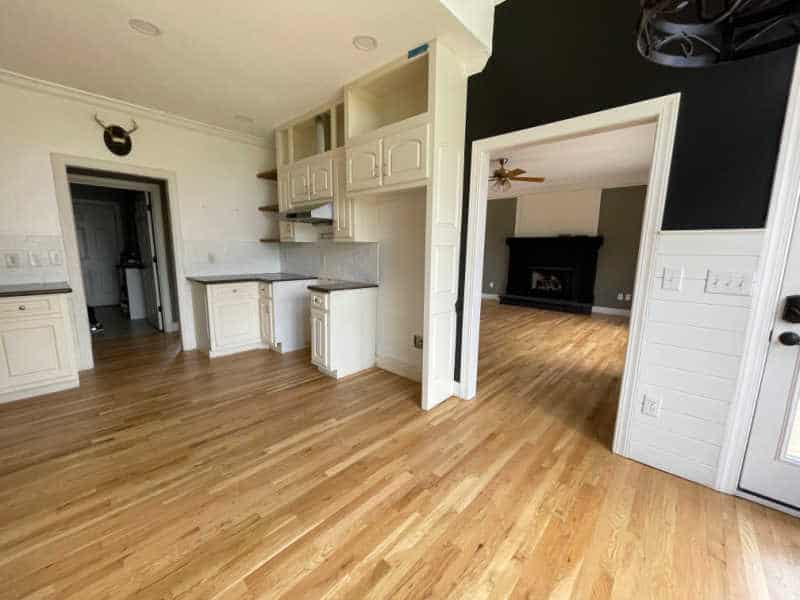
[500,236,603,314]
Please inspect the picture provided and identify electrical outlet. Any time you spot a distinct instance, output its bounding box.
[641,394,662,418]
[48,250,63,266]
[3,252,22,269]
[617,292,624,301]
[625,293,632,302]
[489,281,495,289]
[413,334,423,349]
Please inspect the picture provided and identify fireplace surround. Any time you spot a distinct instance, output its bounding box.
[500,236,603,313]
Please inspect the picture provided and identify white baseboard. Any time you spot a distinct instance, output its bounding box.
[376,355,422,382]
[482,293,500,301]
[0,376,79,404]
[592,306,631,317]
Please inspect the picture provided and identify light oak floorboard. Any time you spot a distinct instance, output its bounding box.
[0,301,798,599]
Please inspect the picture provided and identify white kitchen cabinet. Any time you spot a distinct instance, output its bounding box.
[309,156,334,201]
[208,283,261,354]
[277,168,289,213]
[383,123,430,187]
[289,164,310,206]
[259,284,275,349]
[309,287,377,379]
[192,279,316,358]
[332,154,353,241]
[346,137,382,191]
[345,122,430,193]
[0,293,78,404]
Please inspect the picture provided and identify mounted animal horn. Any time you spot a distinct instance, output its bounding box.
[94,113,137,156]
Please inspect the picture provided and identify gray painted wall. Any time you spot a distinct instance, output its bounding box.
[594,186,646,309]
[482,197,517,295]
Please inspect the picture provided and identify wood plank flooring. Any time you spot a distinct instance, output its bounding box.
[0,301,798,599]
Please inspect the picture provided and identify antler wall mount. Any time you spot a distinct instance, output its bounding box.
[94,114,139,156]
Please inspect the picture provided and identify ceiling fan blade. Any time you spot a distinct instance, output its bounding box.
[510,176,546,183]
[488,176,499,181]
[507,168,526,177]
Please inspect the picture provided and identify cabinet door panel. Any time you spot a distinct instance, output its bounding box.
[289,165,310,206]
[0,317,71,389]
[333,156,353,240]
[212,298,260,349]
[346,138,382,192]
[383,124,430,187]
[310,308,329,369]
[309,158,334,201]
[260,298,275,347]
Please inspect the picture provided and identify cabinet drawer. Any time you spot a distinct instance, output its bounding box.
[0,296,61,319]
[211,282,258,302]
[310,291,329,312]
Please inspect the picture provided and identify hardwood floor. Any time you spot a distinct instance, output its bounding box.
[0,301,798,599]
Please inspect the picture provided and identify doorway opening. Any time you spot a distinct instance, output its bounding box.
[460,95,681,457]
[66,168,180,358]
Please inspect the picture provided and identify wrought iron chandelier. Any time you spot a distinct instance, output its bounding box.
[636,0,800,67]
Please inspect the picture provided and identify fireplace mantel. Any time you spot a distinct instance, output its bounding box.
[500,235,603,314]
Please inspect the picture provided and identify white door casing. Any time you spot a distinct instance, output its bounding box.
[459,94,682,458]
[134,194,163,331]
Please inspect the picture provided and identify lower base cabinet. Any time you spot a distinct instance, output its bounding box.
[0,293,78,403]
[193,279,316,358]
[310,288,377,379]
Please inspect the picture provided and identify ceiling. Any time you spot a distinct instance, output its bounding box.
[488,122,658,199]
[0,0,480,138]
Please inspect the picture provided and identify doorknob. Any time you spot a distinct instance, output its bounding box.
[778,331,800,346]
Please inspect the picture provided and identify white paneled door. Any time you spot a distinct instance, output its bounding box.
[73,200,121,307]
[740,211,800,509]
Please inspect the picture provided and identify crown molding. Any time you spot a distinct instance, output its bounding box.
[0,68,268,148]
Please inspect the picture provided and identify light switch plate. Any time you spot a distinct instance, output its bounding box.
[705,270,752,296]
[661,267,684,291]
[28,251,48,267]
[642,394,662,418]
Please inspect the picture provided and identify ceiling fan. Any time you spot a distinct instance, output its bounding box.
[490,158,545,192]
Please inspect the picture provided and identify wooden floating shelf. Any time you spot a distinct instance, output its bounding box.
[258,205,279,212]
[259,238,280,243]
[257,169,278,181]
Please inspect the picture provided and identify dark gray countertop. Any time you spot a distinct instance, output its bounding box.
[187,273,316,285]
[307,280,379,293]
[0,282,72,297]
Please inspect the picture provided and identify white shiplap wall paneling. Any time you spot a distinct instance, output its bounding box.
[627,230,764,488]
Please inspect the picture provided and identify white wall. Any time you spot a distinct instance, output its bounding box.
[627,230,764,488]
[0,75,279,351]
[373,190,425,380]
[514,189,602,237]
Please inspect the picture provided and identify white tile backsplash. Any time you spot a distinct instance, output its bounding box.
[281,242,379,284]
[0,234,67,284]
[183,239,281,276]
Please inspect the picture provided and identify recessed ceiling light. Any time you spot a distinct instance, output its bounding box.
[129,18,161,36]
[353,35,378,52]
[234,114,255,124]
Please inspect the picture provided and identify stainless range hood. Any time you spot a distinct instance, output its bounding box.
[283,202,333,225]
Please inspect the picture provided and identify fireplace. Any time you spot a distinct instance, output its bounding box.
[500,236,603,314]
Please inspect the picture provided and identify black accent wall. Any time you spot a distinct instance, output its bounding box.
[455,0,797,379]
